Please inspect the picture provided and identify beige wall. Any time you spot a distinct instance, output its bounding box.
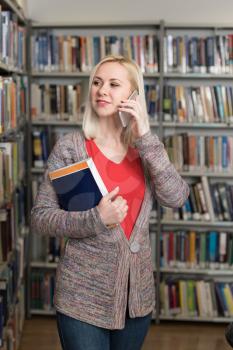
[27,0,233,25]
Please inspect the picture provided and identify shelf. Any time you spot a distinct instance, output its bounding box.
[159,315,233,323]
[164,73,233,79]
[179,171,233,178]
[1,0,26,24]
[31,167,44,174]
[165,22,233,29]
[160,267,233,276]
[31,22,161,29]
[30,261,58,269]
[161,220,233,229]
[31,71,160,79]
[30,309,56,316]
[29,117,233,130]
[31,71,90,78]
[0,129,23,140]
[31,119,83,126]
[149,120,159,127]
[0,61,26,75]
[31,118,159,127]
[162,122,233,129]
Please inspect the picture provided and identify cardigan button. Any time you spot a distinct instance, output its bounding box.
[130,242,140,253]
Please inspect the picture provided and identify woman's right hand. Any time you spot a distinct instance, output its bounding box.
[97,187,128,227]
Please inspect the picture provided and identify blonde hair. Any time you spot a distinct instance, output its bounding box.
[82,55,149,146]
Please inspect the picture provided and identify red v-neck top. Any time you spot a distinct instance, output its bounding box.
[85,139,145,240]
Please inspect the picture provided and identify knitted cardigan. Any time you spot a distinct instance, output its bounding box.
[31,130,189,329]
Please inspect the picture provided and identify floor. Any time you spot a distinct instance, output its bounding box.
[18,317,231,350]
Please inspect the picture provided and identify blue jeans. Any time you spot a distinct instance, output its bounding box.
[56,310,152,350]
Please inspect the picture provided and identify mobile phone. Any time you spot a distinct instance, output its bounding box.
[118,90,138,127]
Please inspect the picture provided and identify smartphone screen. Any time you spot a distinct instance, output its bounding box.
[119,90,138,127]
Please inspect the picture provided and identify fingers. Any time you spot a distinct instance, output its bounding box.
[112,196,127,209]
[100,188,128,226]
[118,100,142,119]
[112,197,128,222]
[104,186,119,201]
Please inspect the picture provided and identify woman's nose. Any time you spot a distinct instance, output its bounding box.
[98,84,108,95]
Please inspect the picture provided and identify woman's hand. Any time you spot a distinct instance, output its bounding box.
[118,96,150,139]
[97,187,128,228]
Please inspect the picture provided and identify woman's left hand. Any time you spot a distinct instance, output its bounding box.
[118,96,150,139]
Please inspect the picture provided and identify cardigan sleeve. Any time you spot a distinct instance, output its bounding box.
[134,131,189,208]
[31,136,107,238]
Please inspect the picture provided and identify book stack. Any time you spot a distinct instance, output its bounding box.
[163,85,233,124]
[31,33,159,73]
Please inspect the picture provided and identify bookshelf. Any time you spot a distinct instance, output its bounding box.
[0,0,28,348]
[159,22,233,322]
[28,20,233,323]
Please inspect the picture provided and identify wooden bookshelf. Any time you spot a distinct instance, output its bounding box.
[0,1,29,347]
[28,20,233,323]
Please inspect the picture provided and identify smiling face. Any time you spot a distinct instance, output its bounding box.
[90,61,133,120]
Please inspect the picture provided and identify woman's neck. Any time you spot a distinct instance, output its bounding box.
[95,118,123,146]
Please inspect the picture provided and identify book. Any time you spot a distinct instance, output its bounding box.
[49,158,108,211]
[201,175,215,222]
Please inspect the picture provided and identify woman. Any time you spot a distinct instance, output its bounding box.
[31,55,189,350]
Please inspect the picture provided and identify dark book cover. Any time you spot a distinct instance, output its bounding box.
[49,158,108,212]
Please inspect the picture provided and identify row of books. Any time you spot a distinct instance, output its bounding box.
[0,282,25,349]
[145,84,159,119]
[30,32,233,76]
[30,204,233,272]
[0,138,25,205]
[0,7,26,70]
[163,85,233,124]
[164,133,233,172]
[14,185,26,231]
[6,284,25,350]
[0,204,25,271]
[30,83,159,121]
[30,82,233,125]
[164,34,233,74]
[0,254,24,326]
[164,134,233,172]
[0,76,27,135]
[30,272,233,319]
[31,128,67,169]
[160,230,232,269]
[31,32,159,73]
[163,179,233,222]
[30,271,55,311]
[0,208,13,263]
[32,129,50,168]
[47,237,66,263]
[160,279,233,318]
[31,135,233,224]
[31,82,83,121]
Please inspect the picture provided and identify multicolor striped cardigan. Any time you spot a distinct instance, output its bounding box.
[31,130,189,329]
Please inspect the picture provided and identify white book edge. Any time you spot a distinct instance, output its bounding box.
[87,158,108,197]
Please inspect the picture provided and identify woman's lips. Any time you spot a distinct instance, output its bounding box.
[96,100,110,107]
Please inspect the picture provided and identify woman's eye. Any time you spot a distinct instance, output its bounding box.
[93,80,100,86]
[111,83,119,87]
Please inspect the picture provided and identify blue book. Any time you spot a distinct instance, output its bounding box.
[49,158,108,211]
[208,231,218,265]
[222,136,228,169]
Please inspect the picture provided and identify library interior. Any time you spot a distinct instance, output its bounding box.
[0,0,233,349]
